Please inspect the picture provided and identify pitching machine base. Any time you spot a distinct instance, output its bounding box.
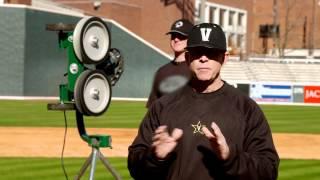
[47,103,122,180]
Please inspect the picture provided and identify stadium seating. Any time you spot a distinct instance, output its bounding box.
[221,60,251,81]
[221,58,320,83]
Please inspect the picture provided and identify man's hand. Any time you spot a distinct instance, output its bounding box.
[202,122,230,160]
[152,125,183,159]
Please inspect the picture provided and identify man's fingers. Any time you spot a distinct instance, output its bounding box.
[211,122,222,137]
[152,140,160,147]
[155,125,167,134]
[202,126,215,139]
[153,126,183,143]
[153,125,169,143]
[171,128,183,140]
[153,131,170,143]
[153,132,168,141]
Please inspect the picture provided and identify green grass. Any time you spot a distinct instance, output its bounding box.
[0,100,320,133]
[0,100,147,128]
[261,105,320,133]
[0,100,320,179]
[0,157,132,180]
[0,157,319,180]
[279,159,320,180]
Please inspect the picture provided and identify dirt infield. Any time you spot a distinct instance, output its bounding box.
[0,127,319,159]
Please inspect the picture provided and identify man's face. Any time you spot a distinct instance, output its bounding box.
[187,48,225,81]
[170,33,188,53]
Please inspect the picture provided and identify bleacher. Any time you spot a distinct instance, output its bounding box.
[221,60,251,81]
[287,63,320,83]
[221,58,320,84]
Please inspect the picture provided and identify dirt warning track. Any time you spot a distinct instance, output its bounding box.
[0,127,319,160]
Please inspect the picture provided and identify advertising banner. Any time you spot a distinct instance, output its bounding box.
[304,86,320,103]
[250,84,292,102]
[292,85,304,103]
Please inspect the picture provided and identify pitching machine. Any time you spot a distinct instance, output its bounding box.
[47,16,123,180]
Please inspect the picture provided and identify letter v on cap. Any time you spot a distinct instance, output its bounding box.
[200,28,212,41]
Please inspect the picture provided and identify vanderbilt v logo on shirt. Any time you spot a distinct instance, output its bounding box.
[200,28,212,41]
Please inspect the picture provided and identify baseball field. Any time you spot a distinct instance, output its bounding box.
[0,100,319,179]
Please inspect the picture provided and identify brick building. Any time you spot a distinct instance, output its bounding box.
[253,0,320,57]
[3,0,320,57]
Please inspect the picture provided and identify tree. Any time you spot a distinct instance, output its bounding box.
[274,0,305,58]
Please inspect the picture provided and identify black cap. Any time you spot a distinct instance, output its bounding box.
[186,23,226,51]
[166,19,193,36]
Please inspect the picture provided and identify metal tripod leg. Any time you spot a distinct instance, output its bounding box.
[88,148,98,180]
[74,147,122,180]
[97,150,122,180]
[74,149,95,180]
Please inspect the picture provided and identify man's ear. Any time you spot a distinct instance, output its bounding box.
[222,52,229,65]
[185,51,191,65]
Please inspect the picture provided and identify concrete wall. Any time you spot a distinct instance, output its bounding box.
[0,7,26,96]
[0,6,170,98]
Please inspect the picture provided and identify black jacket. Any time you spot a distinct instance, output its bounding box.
[129,83,279,180]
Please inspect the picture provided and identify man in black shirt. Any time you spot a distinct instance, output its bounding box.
[128,23,279,180]
[146,19,193,108]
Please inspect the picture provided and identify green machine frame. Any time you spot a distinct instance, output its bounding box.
[47,18,121,180]
[51,27,112,148]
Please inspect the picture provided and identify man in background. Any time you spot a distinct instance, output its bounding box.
[146,19,193,108]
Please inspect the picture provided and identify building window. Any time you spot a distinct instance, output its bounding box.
[238,13,244,26]
[194,0,247,55]
[229,11,235,26]
[195,2,200,19]
[219,9,225,26]
[228,33,235,47]
[209,7,216,23]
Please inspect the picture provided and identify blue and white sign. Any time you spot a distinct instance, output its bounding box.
[250,84,292,102]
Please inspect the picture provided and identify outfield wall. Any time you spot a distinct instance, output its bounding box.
[232,82,320,105]
[0,5,170,98]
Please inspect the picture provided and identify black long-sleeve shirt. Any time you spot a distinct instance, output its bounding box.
[129,82,279,180]
[146,61,191,108]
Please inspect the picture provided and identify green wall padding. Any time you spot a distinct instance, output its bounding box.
[0,6,169,98]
